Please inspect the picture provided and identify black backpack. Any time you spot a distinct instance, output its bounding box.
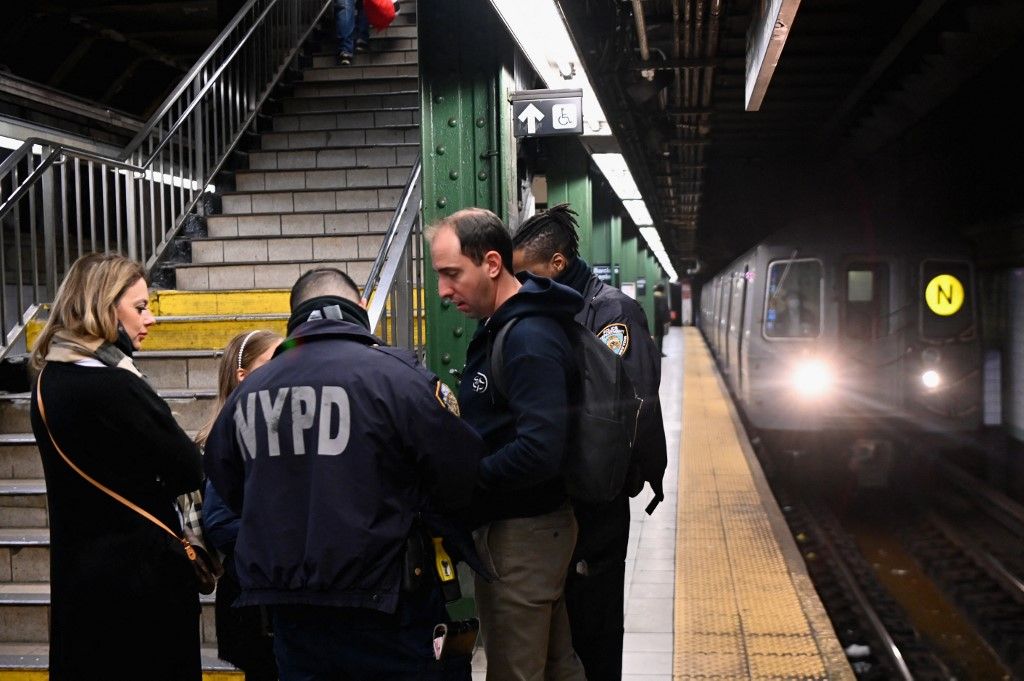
[489,317,643,504]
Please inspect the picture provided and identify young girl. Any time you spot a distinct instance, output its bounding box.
[198,330,282,681]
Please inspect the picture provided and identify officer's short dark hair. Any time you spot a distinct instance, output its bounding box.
[290,268,361,309]
[655,283,665,293]
[432,208,514,275]
[512,203,580,263]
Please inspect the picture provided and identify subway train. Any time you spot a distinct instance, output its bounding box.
[699,214,982,472]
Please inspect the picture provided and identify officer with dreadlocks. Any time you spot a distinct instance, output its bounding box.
[512,204,667,681]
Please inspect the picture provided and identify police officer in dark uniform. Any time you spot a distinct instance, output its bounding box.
[204,268,484,681]
[513,205,668,681]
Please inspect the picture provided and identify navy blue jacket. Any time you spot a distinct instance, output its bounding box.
[203,319,483,613]
[459,273,583,524]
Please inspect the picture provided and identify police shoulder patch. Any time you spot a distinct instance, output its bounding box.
[598,322,630,356]
[435,380,461,416]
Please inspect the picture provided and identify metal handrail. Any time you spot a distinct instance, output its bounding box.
[0,0,332,359]
[362,158,425,354]
[122,0,278,160]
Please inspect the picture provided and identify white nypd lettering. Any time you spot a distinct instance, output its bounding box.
[258,388,290,457]
[317,386,351,456]
[233,385,352,458]
[234,392,259,460]
[290,386,317,455]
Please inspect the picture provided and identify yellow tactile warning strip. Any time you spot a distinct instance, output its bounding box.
[674,328,854,680]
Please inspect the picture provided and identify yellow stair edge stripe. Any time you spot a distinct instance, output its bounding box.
[0,673,243,680]
[150,289,291,316]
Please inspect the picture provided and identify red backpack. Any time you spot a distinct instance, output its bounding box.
[365,0,396,30]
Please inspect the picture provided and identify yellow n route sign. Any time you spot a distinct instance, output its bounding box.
[925,274,964,316]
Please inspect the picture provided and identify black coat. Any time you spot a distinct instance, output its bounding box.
[203,319,483,613]
[30,361,204,681]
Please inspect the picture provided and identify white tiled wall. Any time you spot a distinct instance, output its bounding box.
[1008,269,1024,442]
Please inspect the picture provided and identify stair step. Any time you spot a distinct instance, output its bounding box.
[261,128,419,150]
[151,290,290,317]
[280,96,419,116]
[294,63,418,85]
[371,23,417,39]
[283,88,419,108]
[220,187,404,216]
[173,260,374,292]
[144,316,289,352]
[0,436,41,481]
[0,392,214,436]
[192,234,385,265]
[0,481,46,529]
[312,33,416,54]
[247,144,418,172]
[290,77,413,98]
[310,48,417,69]
[0,643,240,675]
[235,165,412,192]
[0,528,49,583]
[0,586,220,645]
[275,107,418,128]
[207,210,395,237]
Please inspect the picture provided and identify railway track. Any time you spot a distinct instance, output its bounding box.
[773,454,1023,680]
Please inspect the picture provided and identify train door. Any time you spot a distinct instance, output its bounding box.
[720,272,737,372]
[731,264,750,395]
[719,274,733,370]
[841,260,897,417]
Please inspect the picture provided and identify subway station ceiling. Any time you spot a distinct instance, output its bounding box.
[559,0,1024,276]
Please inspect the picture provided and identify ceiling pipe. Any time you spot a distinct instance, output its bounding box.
[631,0,650,61]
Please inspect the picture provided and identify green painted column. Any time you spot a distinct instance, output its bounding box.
[545,138,593,263]
[419,0,514,382]
[609,212,622,287]
[590,187,613,266]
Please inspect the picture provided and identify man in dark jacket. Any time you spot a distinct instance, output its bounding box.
[512,204,668,681]
[204,268,484,680]
[428,208,586,681]
[653,283,670,356]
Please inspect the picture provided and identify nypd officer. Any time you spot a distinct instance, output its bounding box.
[513,205,668,681]
[204,268,484,680]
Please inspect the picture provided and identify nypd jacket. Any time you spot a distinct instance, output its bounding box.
[460,273,583,525]
[559,258,667,511]
[203,319,484,613]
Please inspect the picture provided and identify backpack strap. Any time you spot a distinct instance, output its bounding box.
[487,317,520,401]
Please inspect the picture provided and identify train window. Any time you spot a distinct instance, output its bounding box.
[845,264,889,340]
[921,260,974,339]
[764,259,822,339]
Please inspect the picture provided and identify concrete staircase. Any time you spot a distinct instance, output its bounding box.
[0,5,418,678]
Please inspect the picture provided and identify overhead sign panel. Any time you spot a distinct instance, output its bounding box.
[744,0,802,111]
[511,89,583,138]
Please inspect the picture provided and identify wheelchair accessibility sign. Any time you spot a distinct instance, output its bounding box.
[511,89,584,138]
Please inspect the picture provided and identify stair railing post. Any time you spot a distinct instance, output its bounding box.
[125,170,138,261]
[40,150,59,298]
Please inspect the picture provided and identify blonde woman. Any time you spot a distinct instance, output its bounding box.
[29,252,203,681]
[199,330,282,681]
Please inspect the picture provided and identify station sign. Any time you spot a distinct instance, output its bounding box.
[510,89,583,138]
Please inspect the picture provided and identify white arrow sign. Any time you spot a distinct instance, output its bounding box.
[517,103,545,134]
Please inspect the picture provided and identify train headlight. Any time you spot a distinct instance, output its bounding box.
[792,360,834,398]
[921,369,941,390]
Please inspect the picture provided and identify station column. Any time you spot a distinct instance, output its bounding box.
[419,0,514,380]
[545,138,593,263]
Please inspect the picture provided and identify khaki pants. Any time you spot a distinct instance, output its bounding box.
[473,505,586,681]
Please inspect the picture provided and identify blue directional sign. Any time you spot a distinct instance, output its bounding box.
[510,89,584,138]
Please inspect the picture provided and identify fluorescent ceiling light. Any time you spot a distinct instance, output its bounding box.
[490,0,610,135]
[640,227,679,281]
[0,136,43,154]
[623,200,653,226]
[592,153,641,200]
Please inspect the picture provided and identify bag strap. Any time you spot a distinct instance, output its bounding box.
[487,317,520,401]
[34,369,199,562]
